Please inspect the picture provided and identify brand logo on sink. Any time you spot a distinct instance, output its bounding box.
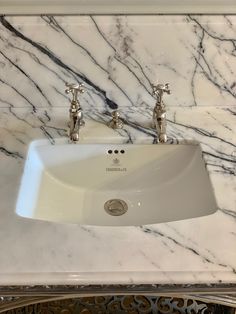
[106,158,127,172]
[106,167,127,172]
[113,158,120,165]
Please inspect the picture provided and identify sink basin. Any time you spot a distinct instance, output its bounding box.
[16,140,218,226]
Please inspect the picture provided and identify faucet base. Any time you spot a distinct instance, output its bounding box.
[70,133,79,142]
[158,133,168,143]
[108,120,124,129]
[108,110,124,129]
[79,120,85,127]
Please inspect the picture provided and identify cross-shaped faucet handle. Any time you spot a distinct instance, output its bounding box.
[152,83,171,106]
[152,83,171,97]
[65,82,85,103]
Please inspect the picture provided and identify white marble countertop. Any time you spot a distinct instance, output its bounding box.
[0,104,235,286]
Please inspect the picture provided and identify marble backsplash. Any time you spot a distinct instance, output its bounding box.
[0,15,235,111]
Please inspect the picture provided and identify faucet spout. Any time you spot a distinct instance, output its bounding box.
[65,83,85,143]
[153,105,167,143]
[152,83,170,143]
[69,103,84,142]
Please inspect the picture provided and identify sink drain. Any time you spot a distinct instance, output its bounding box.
[104,199,128,216]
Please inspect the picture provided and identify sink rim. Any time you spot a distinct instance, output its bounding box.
[15,138,219,227]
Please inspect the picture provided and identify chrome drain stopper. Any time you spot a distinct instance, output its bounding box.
[104,199,128,216]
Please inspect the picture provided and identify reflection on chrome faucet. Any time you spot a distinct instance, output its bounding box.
[108,110,124,129]
[152,83,171,143]
[65,82,85,143]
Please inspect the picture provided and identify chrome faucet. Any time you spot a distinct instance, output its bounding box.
[65,82,85,142]
[152,83,171,143]
[108,110,124,129]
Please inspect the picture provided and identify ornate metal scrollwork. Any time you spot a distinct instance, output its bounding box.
[0,296,215,314]
[77,295,211,313]
[0,284,235,312]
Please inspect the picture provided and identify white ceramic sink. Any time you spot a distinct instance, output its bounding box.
[16,140,218,226]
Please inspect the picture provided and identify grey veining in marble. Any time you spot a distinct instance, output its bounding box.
[0,15,235,287]
[0,15,236,111]
[0,103,235,285]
